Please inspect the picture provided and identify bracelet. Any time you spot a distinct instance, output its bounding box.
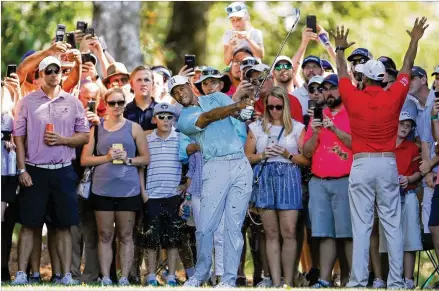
[335,46,347,52]
[431,115,438,120]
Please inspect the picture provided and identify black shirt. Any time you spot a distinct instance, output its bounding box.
[123,98,158,131]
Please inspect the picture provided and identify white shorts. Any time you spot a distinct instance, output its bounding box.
[379,191,422,253]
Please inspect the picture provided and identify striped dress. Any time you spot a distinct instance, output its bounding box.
[146,128,182,199]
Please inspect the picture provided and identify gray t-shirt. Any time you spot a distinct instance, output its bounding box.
[92,120,140,197]
[222,27,263,51]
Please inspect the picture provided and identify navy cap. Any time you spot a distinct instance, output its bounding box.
[411,66,427,78]
[377,56,398,76]
[347,48,373,62]
[321,59,334,72]
[20,50,36,63]
[320,74,339,87]
[302,55,322,69]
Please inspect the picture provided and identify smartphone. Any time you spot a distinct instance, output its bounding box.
[306,15,317,33]
[308,100,317,110]
[85,27,95,37]
[314,107,323,121]
[55,24,66,42]
[267,135,277,146]
[435,91,439,98]
[184,54,196,70]
[76,21,88,32]
[112,143,124,164]
[66,32,76,49]
[88,100,96,113]
[7,65,17,78]
[81,53,92,64]
[98,36,108,51]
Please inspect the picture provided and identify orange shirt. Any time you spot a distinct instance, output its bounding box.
[20,80,38,97]
[394,139,420,191]
[304,105,353,178]
[255,93,304,123]
[339,73,410,154]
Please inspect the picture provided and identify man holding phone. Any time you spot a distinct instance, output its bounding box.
[333,17,428,288]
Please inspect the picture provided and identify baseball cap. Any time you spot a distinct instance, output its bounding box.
[240,57,260,71]
[245,63,270,79]
[377,56,398,76]
[302,55,322,69]
[347,48,373,62]
[321,59,334,72]
[399,111,416,127]
[320,74,339,87]
[194,67,232,95]
[431,66,439,77]
[308,75,325,86]
[151,66,172,79]
[355,60,386,81]
[153,102,177,116]
[168,75,189,93]
[21,50,36,63]
[274,55,293,67]
[38,56,61,72]
[411,66,427,78]
[226,2,247,18]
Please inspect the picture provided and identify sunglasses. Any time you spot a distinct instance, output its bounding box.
[107,100,125,107]
[156,115,175,120]
[274,64,292,71]
[241,58,258,67]
[201,69,220,76]
[44,68,60,75]
[226,4,245,14]
[351,58,367,66]
[267,105,283,111]
[309,87,323,94]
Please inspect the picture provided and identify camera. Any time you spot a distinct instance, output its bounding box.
[76,21,88,33]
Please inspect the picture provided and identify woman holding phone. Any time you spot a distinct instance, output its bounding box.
[245,86,309,287]
[81,88,149,286]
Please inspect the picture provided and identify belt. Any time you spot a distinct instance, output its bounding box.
[26,162,72,170]
[313,175,349,180]
[353,152,394,160]
[207,152,245,162]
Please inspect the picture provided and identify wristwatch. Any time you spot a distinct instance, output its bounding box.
[288,154,294,161]
[18,169,27,175]
[126,158,132,166]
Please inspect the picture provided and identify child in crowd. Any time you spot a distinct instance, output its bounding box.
[223,2,264,65]
[379,112,422,289]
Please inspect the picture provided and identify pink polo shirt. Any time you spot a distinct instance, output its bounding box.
[304,105,353,178]
[14,89,89,164]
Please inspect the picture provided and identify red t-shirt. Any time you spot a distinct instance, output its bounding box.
[254,94,304,123]
[304,105,353,178]
[339,73,410,154]
[394,139,420,191]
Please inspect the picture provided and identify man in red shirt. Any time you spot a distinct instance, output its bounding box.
[332,17,428,288]
[247,64,303,123]
[303,74,353,288]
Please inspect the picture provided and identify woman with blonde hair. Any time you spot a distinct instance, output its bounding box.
[245,86,309,287]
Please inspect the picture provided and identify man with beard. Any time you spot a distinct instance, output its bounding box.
[347,48,373,90]
[169,75,253,288]
[291,56,325,116]
[333,18,428,288]
[303,74,353,288]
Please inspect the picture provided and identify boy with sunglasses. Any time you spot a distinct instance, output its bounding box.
[143,103,183,287]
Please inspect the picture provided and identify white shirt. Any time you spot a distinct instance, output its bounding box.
[291,85,309,116]
[249,120,305,163]
[222,27,263,51]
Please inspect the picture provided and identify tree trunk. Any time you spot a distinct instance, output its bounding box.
[92,1,143,71]
[164,1,213,73]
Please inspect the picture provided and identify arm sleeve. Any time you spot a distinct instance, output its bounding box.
[74,100,90,133]
[388,74,411,108]
[13,98,28,136]
[186,154,196,179]
[338,77,358,107]
[176,109,204,135]
[178,133,193,163]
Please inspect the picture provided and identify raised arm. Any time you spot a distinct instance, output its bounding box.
[330,26,356,80]
[195,98,252,129]
[291,28,317,83]
[400,17,429,75]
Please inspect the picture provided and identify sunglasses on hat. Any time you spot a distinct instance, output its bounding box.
[274,64,292,71]
[44,68,60,75]
[226,4,245,14]
[241,58,258,67]
[201,69,221,76]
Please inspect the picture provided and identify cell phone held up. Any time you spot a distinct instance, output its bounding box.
[7,64,17,78]
[66,32,76,49]
[85,27,95,37]
[81,53,92,64]
[306,15,317,33]
[76,21,88,32]
[314,107,323,121]
[184,54,196,70]
[308,100,317,110]
[88,100,96,113]
[56,24,66,42]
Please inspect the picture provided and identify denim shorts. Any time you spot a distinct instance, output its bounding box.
[308,176,352,238]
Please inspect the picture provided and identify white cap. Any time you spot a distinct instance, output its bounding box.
[153,102,177,116]
[39,56,61,72]
[355,60,386,81]
[399,111,416,126]
[226,2,247,18]
[308,75,325,86]
[274,55,293,66]
[432,66,439,76]
[168,75,189,93]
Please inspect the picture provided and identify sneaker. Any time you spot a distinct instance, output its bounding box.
[404,278,415,289]
[372,278,387,289]
[11,271,28,285]
[167,280,178,287]
[215,281,235,288]
[147,279,159,286]
[29,275,42,284]
[61,273,80,285]
[235,276,247,287]
[256,277,273,287]
[101,276,113,286]
[306,268,320,286]
[184,276,203,287]
[119,276,130,286]
[50,275,62,284]
[295,272,309,287]
[161,269,169,282]
[311,279,331,288]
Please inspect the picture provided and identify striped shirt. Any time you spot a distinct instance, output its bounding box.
[186,151,203,197]
[146,128,182,199]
